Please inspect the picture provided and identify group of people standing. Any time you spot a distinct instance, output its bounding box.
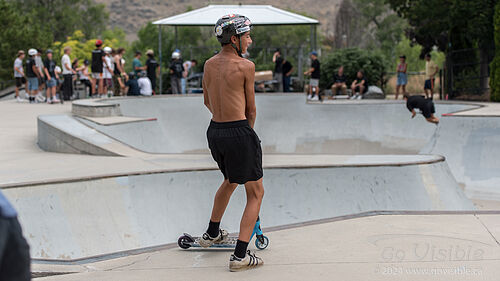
[396,53,439,100]
[87,40,157,97]
[14,48,62,103]
[13,40,164,102]
[272,49,294,93]
[132,49,159,95]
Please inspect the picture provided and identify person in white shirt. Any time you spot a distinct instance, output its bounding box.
[61,46,76,100]
[137,71,152,96]
[13,50,26,102]
[181,59,197,94]
[79,60,91,98]
[102,47,114,98]
[35,50,45,100]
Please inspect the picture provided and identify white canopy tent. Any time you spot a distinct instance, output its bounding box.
[152,5,319,94]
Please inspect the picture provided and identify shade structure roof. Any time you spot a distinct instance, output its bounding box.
[153,5,319,26]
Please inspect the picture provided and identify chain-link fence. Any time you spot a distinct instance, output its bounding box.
[444,48,493,100]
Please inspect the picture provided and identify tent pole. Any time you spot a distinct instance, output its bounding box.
[314,25,317,51]
[159,25,162,95]
[175,26,178,49]
[310,25,314,51]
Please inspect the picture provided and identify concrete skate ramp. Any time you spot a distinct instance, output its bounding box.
[421,115,500,200]
[5,158,473,261]
[81,95,474,154]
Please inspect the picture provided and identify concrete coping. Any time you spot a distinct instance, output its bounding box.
[314,98,500,117]
[1,154,445,189]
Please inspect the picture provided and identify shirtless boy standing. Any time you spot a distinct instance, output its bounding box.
[199,14,264,272]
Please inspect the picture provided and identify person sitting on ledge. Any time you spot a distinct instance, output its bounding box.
[330,66,347,99]
[350,70,367,100]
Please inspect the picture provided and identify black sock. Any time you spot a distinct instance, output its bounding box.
[234,240,249,259]
[207,220,220,238]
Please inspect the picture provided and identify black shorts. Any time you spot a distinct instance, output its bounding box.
[15,77,26,87]
[424,79,435,90]
[421,99,436,118]
[207,120,263,184]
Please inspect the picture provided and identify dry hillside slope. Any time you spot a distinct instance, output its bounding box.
[95,0,343,41]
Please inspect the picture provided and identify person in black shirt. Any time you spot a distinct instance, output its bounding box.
[91,40,105,97]
[124,72,140,96]
[169,51,184,94]
[272,49,284,92]
[26,49,41,103]
[282,59,293,92]
[43,49,59,103]
[404,94,439,124]
[330,66,347,99]
[145,49,159,95]
[304,51,320,100]
[350,70,368,99]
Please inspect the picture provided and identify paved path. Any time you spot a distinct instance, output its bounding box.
[35,213,500,280]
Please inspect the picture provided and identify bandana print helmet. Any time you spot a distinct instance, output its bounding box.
[214,14,252,45]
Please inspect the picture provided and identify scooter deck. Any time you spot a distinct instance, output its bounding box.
[179,233,239,248]
[178,217,269,250]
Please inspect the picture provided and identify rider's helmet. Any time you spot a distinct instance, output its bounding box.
[28,48,37,56]
[171,51,181,59]
[214,14,252,57]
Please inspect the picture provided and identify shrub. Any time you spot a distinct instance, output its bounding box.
[319,48,387,90]
[490,1,500,102]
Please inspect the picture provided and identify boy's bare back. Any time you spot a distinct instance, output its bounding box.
[203,49,256,126]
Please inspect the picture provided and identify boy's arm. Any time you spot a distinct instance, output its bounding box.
[14,65,23,75]
[44,67,50,79]
[202,70,212,113]
[32,64,40,78]
[406,102,416,117]
[244,61,257,128]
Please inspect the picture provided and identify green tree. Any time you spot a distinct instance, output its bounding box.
[51,29,127,66]
[18,0,109,41]
[353,0,408,63]
[0,0,52,80]
[320,48,387,89]
[387,0,497,98]
[386,0,496,54]
[491,1,500,102]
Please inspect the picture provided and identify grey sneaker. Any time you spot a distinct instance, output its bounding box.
[198,229,228,248]
[229,250,264,272]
